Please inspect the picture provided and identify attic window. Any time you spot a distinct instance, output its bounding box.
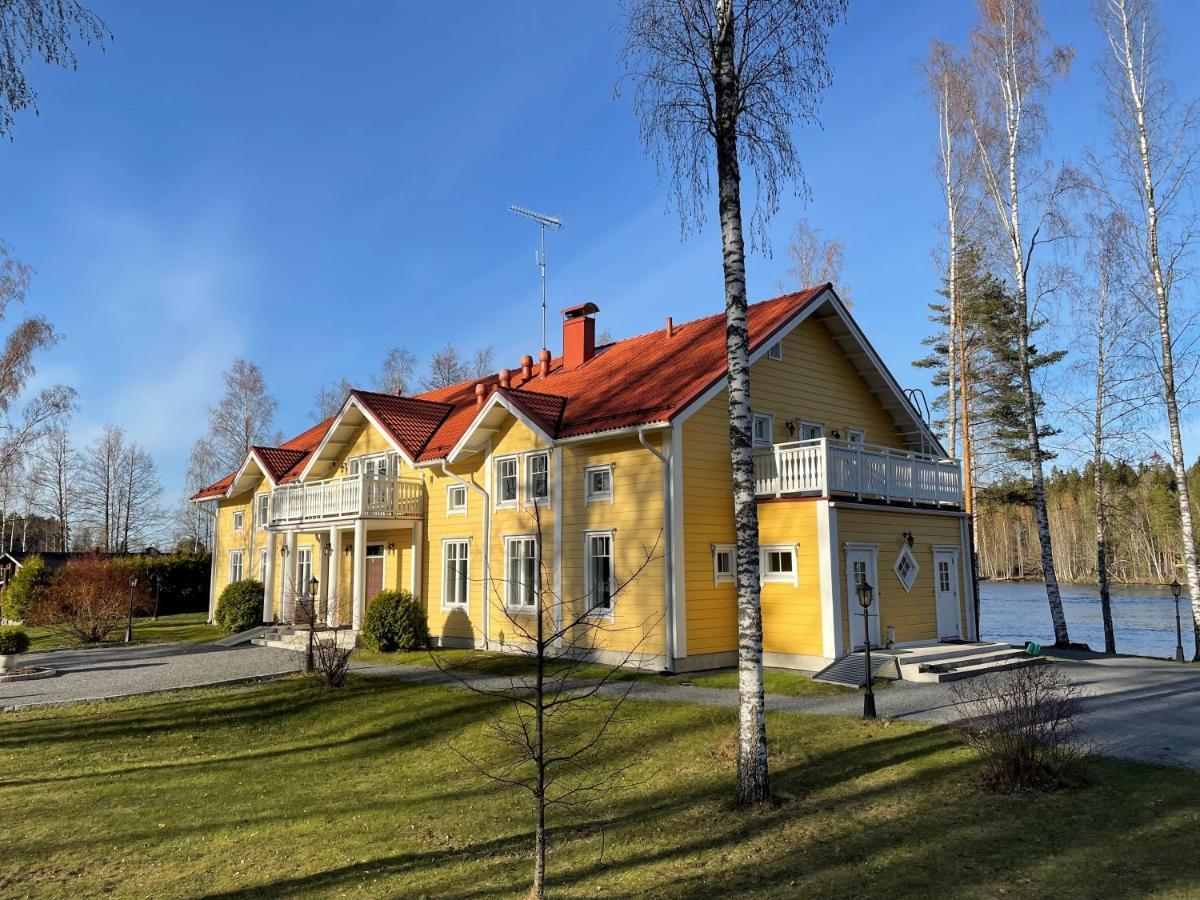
[894,544,919,593]
[768,342,783,361]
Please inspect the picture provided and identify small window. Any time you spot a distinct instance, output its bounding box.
[526,453,549,504]
[297,546,313,592]
[798,419,824,441]
[232,510,245,533]
[894,544,919,593]
[496,457,519,507]
[584,464,613,504]
[768,342,783,361]
[846,428,865,448]
[258,548,268,582]
[585,532,614,614]
[712,543,735,586]
[505,536,538,608]
[760,545,797,586]
[752,412,774,447]
[937,559,952,593]
[228,550,244,584]
[447,484,467,516]
[443,540,470,607]
[256,494,269,527]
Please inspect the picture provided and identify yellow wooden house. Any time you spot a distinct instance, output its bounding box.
[193,286,976,672]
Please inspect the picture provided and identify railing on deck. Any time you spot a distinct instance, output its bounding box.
[753,438,963,507]
[269,473,423,525]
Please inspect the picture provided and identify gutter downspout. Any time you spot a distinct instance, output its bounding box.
[441,461,491,649]
[639,427,674,666]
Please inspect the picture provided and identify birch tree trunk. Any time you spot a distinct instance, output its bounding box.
[1093,278,1116,654]
[714,0,769,807]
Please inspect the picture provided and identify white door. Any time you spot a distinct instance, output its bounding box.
[845,547,880,649]
[934,550,962,640]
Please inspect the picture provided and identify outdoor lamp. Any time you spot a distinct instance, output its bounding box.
[1172,579,1182,599]
[280,543,289,558]
[308,576,319,598]
[856,580,877,720]
[1171,579,1185,662]
[124,575,138,644]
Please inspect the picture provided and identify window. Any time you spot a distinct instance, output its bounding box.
[443,540,470,607]
[798,419,824,441]
[228,550,244,584]
[752,412,774,446]
[350,453,393,477]
[585,532,614,614]
[505,536,538,608]
[526,453,549,504]
[297,547,313,593]
[232,510,244,533]
[584,464,613,504]
[768,341,783,360]
[447,484,467,516]
[259,548,268,582]
[712,543,735,586]
[846,428,865,448]
[760,545,797,586]
[937,558,953,594]
[496,457,519,507]
[256,494,269,527]
[894,544,919,593]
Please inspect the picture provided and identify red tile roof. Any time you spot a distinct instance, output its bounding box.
[192,287,827,497]
[190,417,333,499]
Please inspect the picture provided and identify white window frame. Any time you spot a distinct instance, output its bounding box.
[441,539,470,609]
[526,451,550,506]
[584,464,614,505]
[797,419,825,441]
[845,427,866,447]
[584,530,615,617]
[296,546,313,593]
[349,452,394,478]
[446,483,467,516]
[495,456,520,509]
[228,550,244,584]
[255,494,269,527]
[752,412,774,447]
[258,548,268,582]
[894,543,919,593]
[712,543,735,586]
[760,544,798,586]
[232,510,245,533]
[768,341,783,360]
[504,534,539,610]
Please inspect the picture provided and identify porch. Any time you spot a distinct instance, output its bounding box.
[753,438,962,507]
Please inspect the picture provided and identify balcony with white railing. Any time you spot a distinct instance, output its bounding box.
[269,473,424,526]
[753,438,963,507]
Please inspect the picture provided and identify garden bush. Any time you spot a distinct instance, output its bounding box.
[361,590,428,652]
[0,626,30,655]
[215,580,265,634]
[28,554,149,644]
[3,555,52,622]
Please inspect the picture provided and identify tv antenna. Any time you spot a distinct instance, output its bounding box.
[509,205,563,351]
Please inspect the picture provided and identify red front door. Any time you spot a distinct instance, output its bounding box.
[366,544,385,601]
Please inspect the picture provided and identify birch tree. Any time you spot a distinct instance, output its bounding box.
[1093,0,1200,654]
[374,346,418,396]
[782,218,852,303]
[33,425,76,552]
[620,0,846,806]
[965,0,1075,646]
[193,358,279,476]
[310,377,351,422]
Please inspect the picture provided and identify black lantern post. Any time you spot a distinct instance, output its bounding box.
[1171,579,1185,663]
[857,580,876,719]
[152,573,161,621]
[305,575,319,673]
[125,574,139,643]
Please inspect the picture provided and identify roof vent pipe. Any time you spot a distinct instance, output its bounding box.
[521,354,534,381]
[474,382,486,408]
[666,316,674,338]
[498,368,511,389]
[538,348,551,378]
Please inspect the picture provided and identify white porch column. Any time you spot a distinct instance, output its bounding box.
[327,525,341,626]
[283,530,298,622]
[352,519,367,630]
[409,520,422,596]
[262,530,277,623]
[316,533,330,623]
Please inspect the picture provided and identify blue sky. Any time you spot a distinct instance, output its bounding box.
[2,0,1199,501]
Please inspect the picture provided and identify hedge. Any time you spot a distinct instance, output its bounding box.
[3,555,51,622]
[215,580,265,634]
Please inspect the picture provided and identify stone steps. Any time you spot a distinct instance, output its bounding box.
[900,644,1048,683]
[250,627,359,652]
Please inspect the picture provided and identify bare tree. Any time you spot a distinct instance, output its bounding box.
[1093,0,1200,654]
[310,377,351,423]
[620,0,846,805]
[440,505,660,899]
[0,0,107,140]
[196,358,279,476]
[33,425,77,552]
[964,0,1075,646]
[783,218,852,303]
[374,346,417,395]
[471,346,495,380]
[423,344,496,390]
[118,443,163,551]
[176,438,221,552]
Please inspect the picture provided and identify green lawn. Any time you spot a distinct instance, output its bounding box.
[23,612,223,652]
[1,676,1196,898]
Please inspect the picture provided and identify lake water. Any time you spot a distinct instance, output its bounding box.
[980,580,1198,659]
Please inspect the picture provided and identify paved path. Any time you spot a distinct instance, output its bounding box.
[0,642,299,710]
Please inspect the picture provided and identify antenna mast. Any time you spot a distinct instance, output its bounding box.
[509,205,563,351]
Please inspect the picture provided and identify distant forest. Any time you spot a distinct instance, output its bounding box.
[975,458,1199,585]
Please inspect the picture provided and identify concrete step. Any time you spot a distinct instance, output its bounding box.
[918,648,1029,674]
[251,630,358,652]
[905,652,1048,683]
[896,642,1013,668]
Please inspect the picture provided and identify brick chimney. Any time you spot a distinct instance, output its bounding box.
[538,348,551,377]
[520,354,534,381]
[562,302,600,371]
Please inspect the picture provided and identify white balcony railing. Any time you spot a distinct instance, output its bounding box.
[753,438,963,507]
[269,473,424,525]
